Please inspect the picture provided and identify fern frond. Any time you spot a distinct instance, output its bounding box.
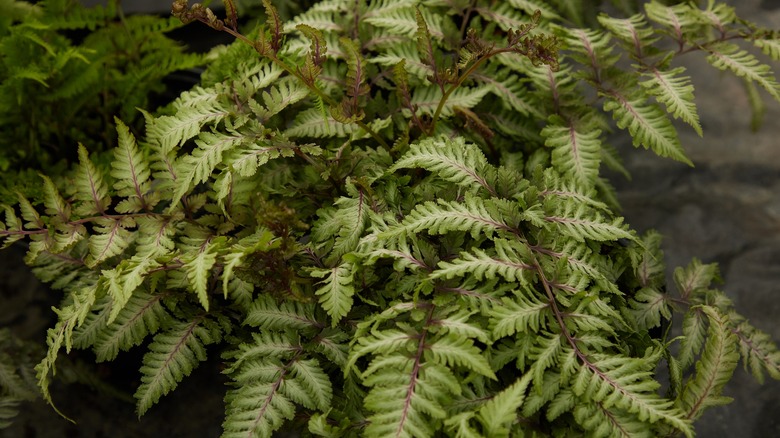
[706,43,780,102]
[544,200,633,242]
[728,311,780,383]
[135,318,221,416]
[673,258,719,300]
[324,189,370,261]
[602,89,692,165]
[225,133,315,179]
[678,307,708,370]
[286,108,356,138]
[425,334,495,378]
[310,262,355,324]
[224,332,301,371]
[675,306,739,422]
[430,310,490,344]
[573,402,655,438]
[40,175,70,225]
[332,37,368,122]
[16,193,43,230]
[370,42,430,80]
[93,290,168,362]
[389,136,496,196]
[289,358,333,411]
[102,255,159,323]
[644,1,700,36]
[691,1,736,28]
[111,118,152,212]
[85,218,132,268]
[474,71,538,117]
[490,292,550,338]
[364,0,417,19]
[312,328,350,368]
[135,215,178,258]
[170,130,255,210]
[35,285,97,418]
[0,206,24,249]
[431,239,534,284]
[597,13,657,57]
[381,195,514,240]
[284,9,343,33]
[542,115,602,187]
[629,287,672,330]
[74,144,111,216]
[411,85,491,117]
[363,358,455,438]
[754,37,780,62]
[477,373,532,437]
[252,78,310,123]
[640,67,702,136]
[221,230,279,297]
[528,332,564,388]
[507,0,561,22]
[294,23,327,83]
[474,2,528,32]
[573,351,693,436]
[555,27,617,71]
[222,358,297,438]
[364,7,444,40]
[222,329,332,438]
[147,101,230,155]
[183,236,226,311]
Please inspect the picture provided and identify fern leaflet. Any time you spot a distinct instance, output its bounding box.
[135,317,222,416]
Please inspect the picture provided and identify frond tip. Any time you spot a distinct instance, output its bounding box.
[134,319,221,416]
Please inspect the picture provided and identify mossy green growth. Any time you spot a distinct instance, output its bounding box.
[0,0,205,202]
[1,0,780,436]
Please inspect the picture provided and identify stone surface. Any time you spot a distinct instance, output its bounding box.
[610,1,780,435]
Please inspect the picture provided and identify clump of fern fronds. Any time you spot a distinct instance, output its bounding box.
[0,0,779,436]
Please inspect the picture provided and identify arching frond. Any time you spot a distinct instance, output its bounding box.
[573,352,693,437]
[603,89,692,165]
[490,293,551,338]
[310,262,356,324]
[381,195,514,240]
[477,373,532,436]
[675,306,739,422]
[111,118,152,212]
[390,136,496,195]
[597,13,658,57]
[93,290,168,362]
[73,145,110,216]
[544,199,633,242]
[542,115,602,187]
[431,240,535,284]
[135,318,222,416]
[640,67,702,136]
[364,7,444,40]
[411,85,491,117]
[728,311,780,383]
[706,43,780,101]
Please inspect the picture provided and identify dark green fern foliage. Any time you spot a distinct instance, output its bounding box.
[0,329,40,429]
[0,0,204,189]
[2,0,780,436]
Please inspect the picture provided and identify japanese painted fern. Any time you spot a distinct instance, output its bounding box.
[1,0,779,436]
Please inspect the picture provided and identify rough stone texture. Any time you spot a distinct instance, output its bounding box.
[610,1,780,435]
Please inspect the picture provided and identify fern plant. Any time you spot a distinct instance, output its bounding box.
[1,0,779,436]
[0,0,204,201]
